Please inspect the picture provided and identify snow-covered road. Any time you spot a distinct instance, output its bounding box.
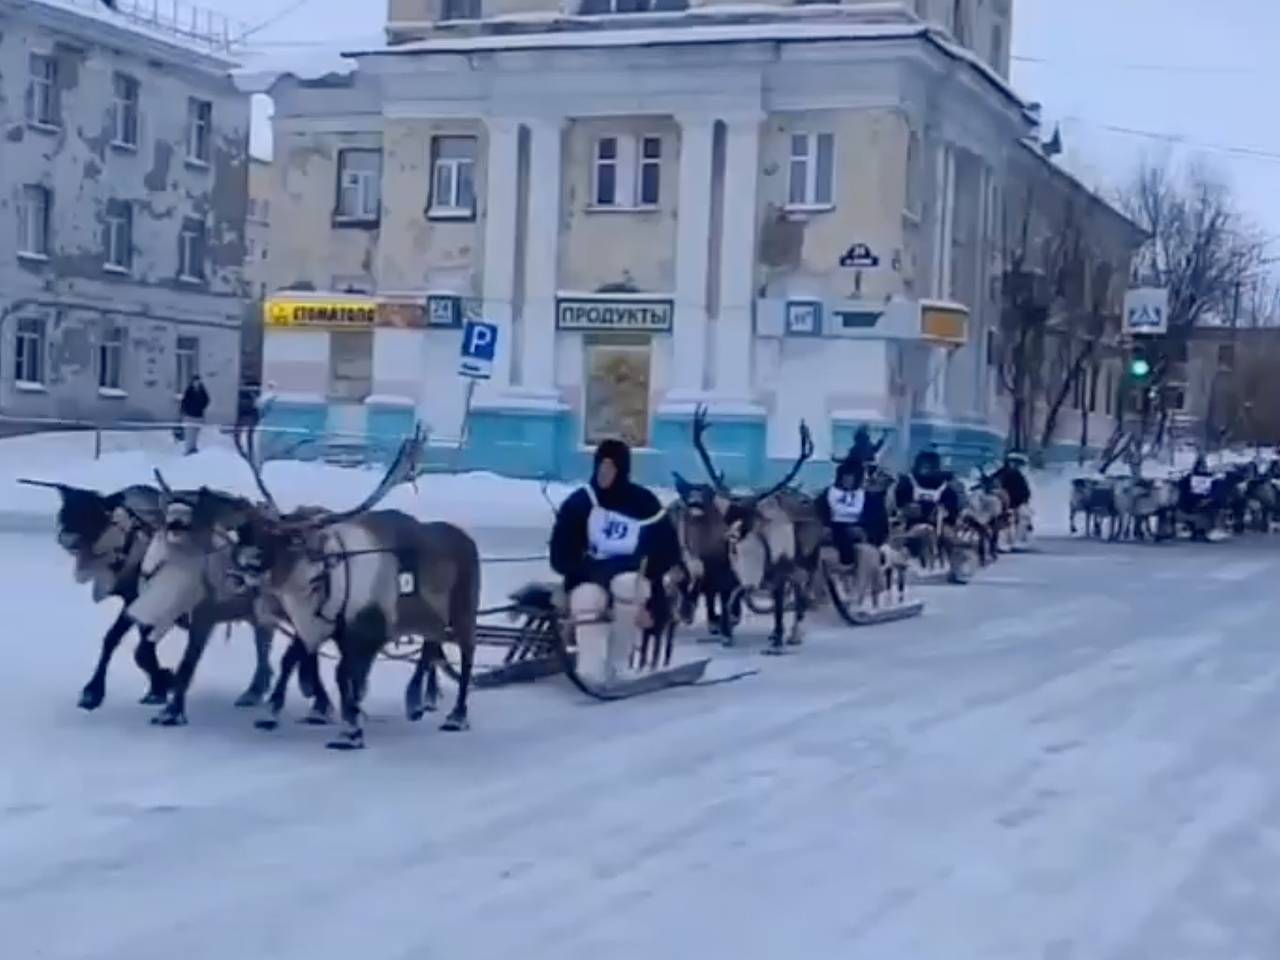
[3,531,1280,959]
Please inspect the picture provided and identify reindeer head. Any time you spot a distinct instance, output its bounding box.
[21,480,160,592]
[671,471,725,518]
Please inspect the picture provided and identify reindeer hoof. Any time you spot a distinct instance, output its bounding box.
[254,712,281,731]
[151,706,187,727]
[440,714,470,732]
[78,685,105,711]
[326,729,365,750]
[138,690,167,706]
[299,704,333,726]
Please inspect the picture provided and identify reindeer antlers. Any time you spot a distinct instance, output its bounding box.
[307,423,426,530]
[759,419,813,501]
[691,404,729,494]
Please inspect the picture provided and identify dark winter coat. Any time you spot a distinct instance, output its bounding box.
[180,382,210,419]
[995,465,1031,509]
[549,440,681,612]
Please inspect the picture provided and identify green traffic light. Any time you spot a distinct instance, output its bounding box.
[1130,358,1151,378]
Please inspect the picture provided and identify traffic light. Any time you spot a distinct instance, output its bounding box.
[1129,346,1152,381]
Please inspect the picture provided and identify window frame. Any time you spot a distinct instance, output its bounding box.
[428,135,478,220]
[590,133,663,211]
[440,0,482,19]
[334,148,383,226]
[104,199,133,274]
[26,52,59,130]
[786,131,835,212]
[185,98,213,166]
[14,316,47,388]
[175,334,200,393]
[178,216,207,283]
[98,324,127,394]
[112,72,141,150]
[17,184,51,260]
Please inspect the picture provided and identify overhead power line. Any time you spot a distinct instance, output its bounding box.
[1063,117,1280,166]
[1013,53,1264,76]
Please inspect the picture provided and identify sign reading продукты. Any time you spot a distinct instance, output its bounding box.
[555,297,674,333]
[459,320,498,380]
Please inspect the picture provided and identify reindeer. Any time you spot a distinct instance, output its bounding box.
[208,429,482,750]
[20,479,282,712]
[689,405,817,653]
[668,472,741,636]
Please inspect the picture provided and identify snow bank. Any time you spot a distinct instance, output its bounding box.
[0,432,573,532]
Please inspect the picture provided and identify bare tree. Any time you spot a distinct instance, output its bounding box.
[1115,160,1266,461]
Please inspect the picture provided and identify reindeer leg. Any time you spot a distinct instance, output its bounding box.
[328,610,386,750]
[152,614,215,727]
[787,579,806,646]
[257,639,303,730]
[295,649,333,724]
[79,611,135,711]
[405,639,442,722]
[766,582,786,652]
[441,637,472,733]
[235,623,275,708]
[133,630,174,706]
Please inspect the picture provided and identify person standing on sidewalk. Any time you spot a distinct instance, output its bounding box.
[179,374,210,455]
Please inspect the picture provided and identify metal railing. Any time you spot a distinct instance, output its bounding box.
[43,0,248,53]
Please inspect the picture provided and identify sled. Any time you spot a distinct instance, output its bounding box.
[908,566,954,586]
[567,657,713,700]
[823,564,926,627]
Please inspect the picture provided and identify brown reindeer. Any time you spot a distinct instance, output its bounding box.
[203,429,483,750]
[689,405,817,653]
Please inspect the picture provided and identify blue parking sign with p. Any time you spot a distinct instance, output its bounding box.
[459,320,498,380]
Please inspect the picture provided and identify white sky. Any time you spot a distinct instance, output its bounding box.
[203,0,1278,241]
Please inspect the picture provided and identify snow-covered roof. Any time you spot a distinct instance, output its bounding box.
[352,19,1026,111]
[1015,139,1147,245]
[18,0,241,68]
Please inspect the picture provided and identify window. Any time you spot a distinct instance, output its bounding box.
[329,331,373,402]
[335,149,382,222]
[441,0,481,18]
[104,200,133,272]
[787,132,835,209]
[248,198,258,220]
[594,136,619,206]
[17,185,50,258]
[175,335,200,390]
[591,134,663,209]
[914,0,928,17]
[186,98,212,164]
[584,338,652,447]
[579,0,684,12]
[26,53,59,128]
[429,136,477,218]
[1104,368,1115,415]
[14,317,45,386]
[261,199,270,220]
[1088,363,1099,413]
[639,135,662,207]
[990,23,1005,67]
[112,73,140,148]
[1167,386,1187,411]
[246,237,256,259]
[98,325,126,392]
[1217,343,1236,368]
[178,217,206,282]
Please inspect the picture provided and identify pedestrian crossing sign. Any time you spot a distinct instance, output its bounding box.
[1123,288,1169,335]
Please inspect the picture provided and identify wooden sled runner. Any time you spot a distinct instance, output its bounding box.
[823,565,926,627]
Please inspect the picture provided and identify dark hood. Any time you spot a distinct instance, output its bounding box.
[592,438,636,511]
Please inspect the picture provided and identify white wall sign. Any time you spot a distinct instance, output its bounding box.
[555,297,674,333]
[1124,287,1169,335]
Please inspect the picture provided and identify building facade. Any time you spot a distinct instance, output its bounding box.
[0,0,250,427]
[261,0,1132,483]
